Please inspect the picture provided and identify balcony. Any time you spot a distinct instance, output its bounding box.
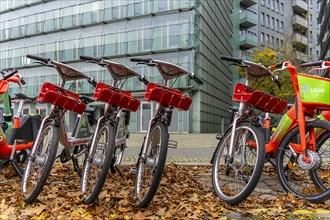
[292,32,308,49]
[293,51,308,62]
[239,10,258,29]
[292,14,308,31]
[239,32,258,50]
[292,0,308,14]
[240,0,257,7]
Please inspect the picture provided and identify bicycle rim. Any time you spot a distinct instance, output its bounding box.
[135,122,168,208]
[82,123,115,204]
[212,122,265,205]
[22,123,58,203]
[276,120,330,202]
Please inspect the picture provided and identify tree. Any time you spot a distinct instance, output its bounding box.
[239,47,302,103]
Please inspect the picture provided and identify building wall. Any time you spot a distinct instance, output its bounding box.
[257,0,320,62]
[193,0,233,133]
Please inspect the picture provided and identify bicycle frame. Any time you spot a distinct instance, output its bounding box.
[265,61,330,161]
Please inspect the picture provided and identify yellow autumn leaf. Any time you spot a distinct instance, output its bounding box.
[293,210,313,215]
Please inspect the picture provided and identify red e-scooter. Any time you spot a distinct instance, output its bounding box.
[0,69,41,177]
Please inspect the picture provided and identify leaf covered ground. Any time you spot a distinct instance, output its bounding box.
[0,162,329,219]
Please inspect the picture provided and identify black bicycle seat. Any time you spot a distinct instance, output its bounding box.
[15,93,38,102]
[79,95,95,104]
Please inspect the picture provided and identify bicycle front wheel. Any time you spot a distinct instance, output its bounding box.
[135,121,168,208]
[21,123,59,203]
[276,120,330,203]
[81,122,115,205]
[212,122,266,205]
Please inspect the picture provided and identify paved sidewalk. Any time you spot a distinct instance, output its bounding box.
[124,133,218,164]
[124,132,286,201]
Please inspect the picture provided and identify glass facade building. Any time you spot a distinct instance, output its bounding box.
[0,0,233,133]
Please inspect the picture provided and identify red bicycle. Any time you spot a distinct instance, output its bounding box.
[130,57,203,207]
[211,56,330,204]
[0,69,41,177]
[79,55,145,204]
[21,54,97,203]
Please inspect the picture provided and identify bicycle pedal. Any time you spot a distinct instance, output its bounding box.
[130,167,137,175]
[216,133,224,140]
[168,140,178,148]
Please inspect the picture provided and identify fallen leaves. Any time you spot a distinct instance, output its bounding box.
[0,163,328,219]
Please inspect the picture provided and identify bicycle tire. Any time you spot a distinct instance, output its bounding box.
[21,123,59,203]
[81,122,115,205]
[135,121,168,208]
[310,130,330,190]
[211,121,266,205]
[276,119,330,203]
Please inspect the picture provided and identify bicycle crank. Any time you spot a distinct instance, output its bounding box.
[297,150,322,171]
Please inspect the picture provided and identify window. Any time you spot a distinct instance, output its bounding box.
[276,0,279,12]
[310,31,312,43]
[271,36,274,48]
[271,17,274,29]
[26,14,41,35]
[81,1,100,25]
[309,14,313,26]
[261,0,265,6]
[280,3,284,14]
[266,15,270,27]
[261,32,265,44]
[266,34,269,44]
[261,13,265,26]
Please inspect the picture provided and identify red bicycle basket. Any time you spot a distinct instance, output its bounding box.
[38,82,86,114]
[144,83,192,111]
[232,83,287,114]
[93,82,140,112]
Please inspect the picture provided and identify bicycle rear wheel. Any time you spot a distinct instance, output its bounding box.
[211,122,266,205]
[81,122,115,205]
[135,121,168,208]
[21,123,59,203]
[276,120,330,203]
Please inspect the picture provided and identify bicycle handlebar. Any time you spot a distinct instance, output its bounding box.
[269,61,284,69]
[87,77,97,87]
[20,76,26,85]
[137,75,150,86]
[300,60,323,68]
[27,54,50,63]
[80,55,102,63]
[1,69,18,80]
[220,55,242,64]
[190,74,204,85]
[130,57,152,63]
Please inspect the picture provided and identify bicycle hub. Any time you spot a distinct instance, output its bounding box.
[297,150,322,171]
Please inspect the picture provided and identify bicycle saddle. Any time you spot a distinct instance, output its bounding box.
[15,93,38,102]
[79,95,95,104]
